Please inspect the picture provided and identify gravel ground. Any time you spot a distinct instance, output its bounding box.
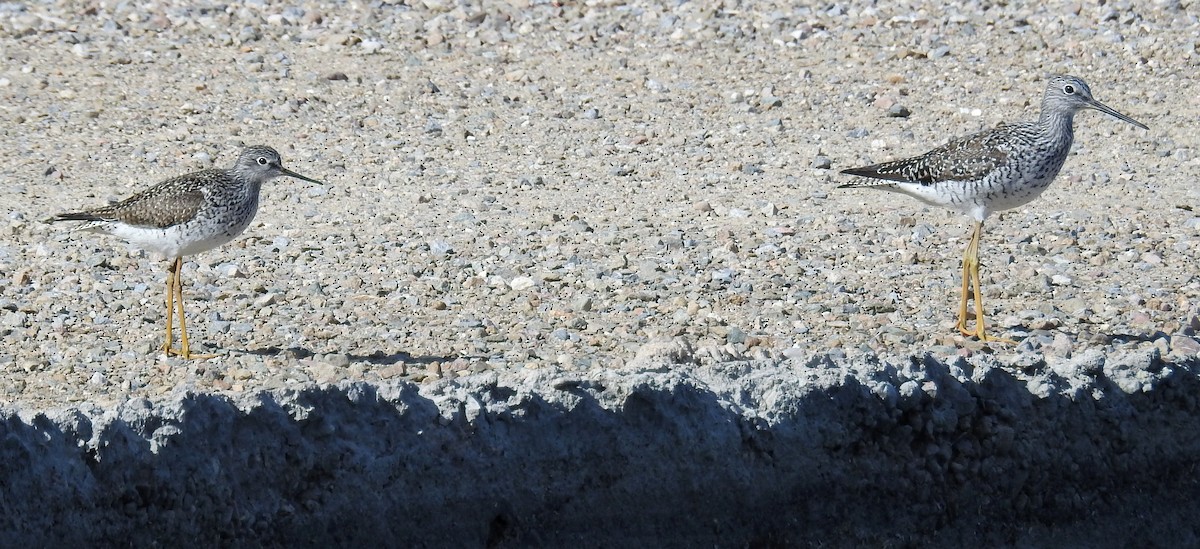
[0,0,1199,543]
[1,0,1195,409]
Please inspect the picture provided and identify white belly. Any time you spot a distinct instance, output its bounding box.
[93,215,253,259]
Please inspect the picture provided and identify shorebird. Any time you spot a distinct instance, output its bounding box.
[48,145,323,359]
[839,75,1146,343]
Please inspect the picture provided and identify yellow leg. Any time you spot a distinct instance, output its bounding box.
[163,257,216,360]
[955,232,972,336]
[956,221,1015,344]
[163,257,179,355]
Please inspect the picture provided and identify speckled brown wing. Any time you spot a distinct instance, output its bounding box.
[55,172,214,229]
[841,124,1016,185]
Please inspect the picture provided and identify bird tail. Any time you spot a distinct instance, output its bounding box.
[835,180,898,189]
[43,212,105,224]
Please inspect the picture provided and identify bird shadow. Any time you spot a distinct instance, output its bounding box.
[1101,330,1175,345]
[1010,328,1176,350]
[227,345,457,366]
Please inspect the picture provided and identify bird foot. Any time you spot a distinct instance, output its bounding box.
[976,333,1018,345]
[956,323,1017,345]
[164,346,218,360]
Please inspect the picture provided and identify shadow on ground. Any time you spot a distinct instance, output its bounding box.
[1,353,1198,547]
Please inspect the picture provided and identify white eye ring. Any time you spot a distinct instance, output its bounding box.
[1063,84,1076,95]
[257,157,269,165]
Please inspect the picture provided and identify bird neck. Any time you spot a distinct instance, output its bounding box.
[1038,108,1075,148]
[226,168,267,201]
[246,180,265,202]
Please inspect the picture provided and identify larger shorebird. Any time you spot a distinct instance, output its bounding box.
[839,75,1146,343]
[49,145,323,359]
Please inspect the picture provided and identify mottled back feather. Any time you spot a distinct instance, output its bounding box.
[55,172,214,229]
[840,123,1024,186]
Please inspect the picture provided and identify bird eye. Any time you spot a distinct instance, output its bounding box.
[1063,84,1076,95]
[256,157,268,165]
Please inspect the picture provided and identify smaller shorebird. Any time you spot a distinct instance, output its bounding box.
[839,75,1146,343]
[48,145,322,359]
